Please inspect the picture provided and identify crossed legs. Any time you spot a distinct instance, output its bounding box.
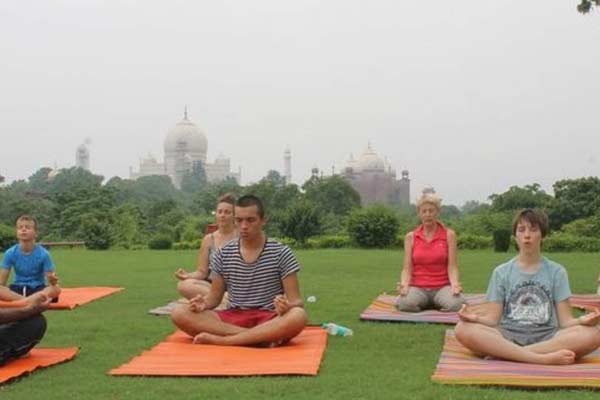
[171,306,307,346]
[455,321,600,365]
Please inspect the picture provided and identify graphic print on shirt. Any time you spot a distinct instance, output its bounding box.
[505,280,553,326]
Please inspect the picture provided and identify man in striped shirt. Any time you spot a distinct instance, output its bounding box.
[171,195,307,346]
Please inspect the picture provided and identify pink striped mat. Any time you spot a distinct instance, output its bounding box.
[432,330,600,388]
[360,293,600,324]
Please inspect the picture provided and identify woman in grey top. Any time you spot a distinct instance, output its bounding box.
[175,194,238,299]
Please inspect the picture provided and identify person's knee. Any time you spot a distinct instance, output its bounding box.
[31,315,47,341]
[176,280,191,295]
[170,305,190,327]
[395,297,420,311]
[455,321,476,344]
[439,297,464,312]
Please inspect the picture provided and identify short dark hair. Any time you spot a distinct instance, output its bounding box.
[512,208,549,238]
[16,215,38,231]
[236,194,265,218]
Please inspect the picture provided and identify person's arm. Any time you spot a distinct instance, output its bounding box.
[274,273,304,315]
[189,273,226,312]
[174,234,211,281]
[193,234,211,279]
[458,302,503,327]
[446,229,462,295]
[0,285,23,301]
[397,232,414,296]
[557,301,600,328]
[0,292,50,324]
[0,268,10,286]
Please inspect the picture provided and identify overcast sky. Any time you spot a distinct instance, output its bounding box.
[1,0,599,206]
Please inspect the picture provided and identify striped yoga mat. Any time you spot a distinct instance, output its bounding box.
[359,293,486,324]
[360,293,600,324]
[432,330,600,388]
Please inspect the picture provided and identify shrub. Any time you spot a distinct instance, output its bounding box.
[278,202,322,244]
[543,232,600,252]
[172,239,201,250]
[0,223,16,252]
[79,217,111,250]
[276,237,298,248]
[492,229,511,252]
[457,234,493,250]
[347,205,399,248]
[313,235,352,249]
[148,234,173,250]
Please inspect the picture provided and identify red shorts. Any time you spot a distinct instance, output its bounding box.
[215,309,278,328]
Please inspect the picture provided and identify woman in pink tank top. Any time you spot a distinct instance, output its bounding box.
[396,193,465,312]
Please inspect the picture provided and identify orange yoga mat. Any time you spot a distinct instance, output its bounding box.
[49,287,124,310]
[0,347,79,384]
[110,326,328,377]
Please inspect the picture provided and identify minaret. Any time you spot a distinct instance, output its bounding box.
[283,147,292,184]
[75,139,91,171]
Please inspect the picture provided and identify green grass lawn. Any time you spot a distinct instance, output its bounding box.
[1,249,600,399]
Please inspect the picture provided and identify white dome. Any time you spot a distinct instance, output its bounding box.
[355,144,385,172]
[163,111,208,160]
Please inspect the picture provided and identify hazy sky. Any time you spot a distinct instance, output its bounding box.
[1,1,599,206]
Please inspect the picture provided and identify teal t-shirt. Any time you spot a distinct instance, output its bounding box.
[1,244,55,287]
[486,257,571,341]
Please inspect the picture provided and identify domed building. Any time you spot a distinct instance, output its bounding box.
[130,109,240,188]
[343,144,410,206]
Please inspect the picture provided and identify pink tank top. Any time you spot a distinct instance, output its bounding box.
[411,222,450,289]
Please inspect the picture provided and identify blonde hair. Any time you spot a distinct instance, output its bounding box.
[416,194,442,211]
[16,215,38,231]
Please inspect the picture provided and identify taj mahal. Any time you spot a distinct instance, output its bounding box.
[129,109,240,188]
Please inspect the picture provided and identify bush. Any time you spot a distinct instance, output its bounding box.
[148,234,173,250]
[347,205,400,248]
[172,239,201,250]
[457,234,493,250]
[278,202,322,244]
[0,223,16,252]
[313,235,352,249]
[492,229,511,252]
[79,217,111,250]
[543,232,600,252]
[276,237,298,248]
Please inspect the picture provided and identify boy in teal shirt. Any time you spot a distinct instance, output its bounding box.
[456,209,600,365]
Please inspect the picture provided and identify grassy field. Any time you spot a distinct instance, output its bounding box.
[1,248,600,399]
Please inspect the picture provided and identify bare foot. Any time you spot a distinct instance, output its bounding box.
[540,349,576,365]
[193,332,228,345]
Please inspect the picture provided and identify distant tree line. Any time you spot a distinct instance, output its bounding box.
[1,167,600,252]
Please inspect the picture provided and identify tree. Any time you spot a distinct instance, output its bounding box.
[28,167,53,193]
[303,175,361,216]
[192,178,242,214]
[109,203,147,248]
[347,205,399,248]
[461,200,490,215]
[278,201,322,243]
[578,0,600,13]
[488,184,552,212]
[549,177,600,229]
[245,171,299,214]
[181,161,207,194]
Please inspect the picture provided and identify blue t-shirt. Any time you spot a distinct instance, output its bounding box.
[1,244,55,287]
[486,256,571,342]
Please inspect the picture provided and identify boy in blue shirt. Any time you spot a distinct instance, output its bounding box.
[0,215,60,301]
[456,209,600,365]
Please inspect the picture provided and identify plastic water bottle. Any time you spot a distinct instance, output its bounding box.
[321,322,353,337]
